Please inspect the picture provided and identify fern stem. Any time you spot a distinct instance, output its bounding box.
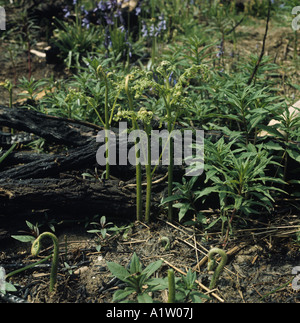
[31,232,59,292]
[208,248,227,289]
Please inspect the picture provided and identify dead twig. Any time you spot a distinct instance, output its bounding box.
[247,0,271,85]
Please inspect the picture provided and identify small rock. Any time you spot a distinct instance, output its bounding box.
[74,266,89,275]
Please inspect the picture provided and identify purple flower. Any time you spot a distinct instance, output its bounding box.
[216,50,224,58]
[98,1,106,11]
[114,8,122,18]
[141,21,148,37]
[142,15,167,39]
[135,7,141,16]
[107,0,117,10]
[63,6,71,18]
[104,27,112,49]
[216,40,224,58]
[81,5,88,16]
[104,13,114,25]
[82,17,90,29]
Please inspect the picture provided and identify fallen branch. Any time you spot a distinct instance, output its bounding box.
[0,106,98,147]
[0,178,136,218]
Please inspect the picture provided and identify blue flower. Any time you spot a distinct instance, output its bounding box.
[81,5,88,16]
[82,17,90,29]
[216,40,224,58]
[104,27,112,49]
[98,1,106,11]
[104,13,114,25]
[141,21,148,37]
[63,6,71,18]
[135,7,141,16]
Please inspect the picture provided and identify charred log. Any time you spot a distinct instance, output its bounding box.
[0,106,98,147]
[0,178,136,218]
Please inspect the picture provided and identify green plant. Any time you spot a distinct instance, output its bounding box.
[0,79,14,134]
[221,84,280,146]
[0,143,17,166]
[207,248,228,289]
[173,269,209,303]
[204,139,286,238]
[31,232,59,292]
[120,74,144,221]
[17,76,47,103]
[183,35,215,66]
[106,252,163,303]
[11,220,40,243]
[0,79,13,109]
[167,269,175,303]
[260,103,300,182]
[160,236,171,251]
[126,61,209,222]
[52,18,103,70]
[245,0,273,17]
[0,267,17,295]
[160,176,214,223]
[87,215,114,251]
[87,215,113,239]
[5,255,52,280]
[94,65,121,179]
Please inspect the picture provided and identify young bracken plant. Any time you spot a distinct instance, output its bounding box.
[31,232,59,293]
[207,248,228,290]
[124,61,209,222]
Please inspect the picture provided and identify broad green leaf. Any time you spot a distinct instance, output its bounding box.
[86,229,101,233]
[106,262,130,282]
[147,277,169,291]
[262,141,284,151]
[190,291,209,303]
[143,260,163,279]
[194,186,219,200]
[287,148,300,163]
[258,125,285,139]
[130,252,142,275]
[137,293,153,303]
[5,282,17,293]
[112,288,135,302]
[11,235,35,243]
[160,194,185,205]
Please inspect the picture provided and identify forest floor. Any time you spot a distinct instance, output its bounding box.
[1,8,300,303]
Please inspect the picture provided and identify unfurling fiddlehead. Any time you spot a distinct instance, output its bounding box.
[207,248,227,290]
[31,232,59,292]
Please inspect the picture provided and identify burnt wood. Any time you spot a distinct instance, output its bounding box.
[0,178,136,217]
